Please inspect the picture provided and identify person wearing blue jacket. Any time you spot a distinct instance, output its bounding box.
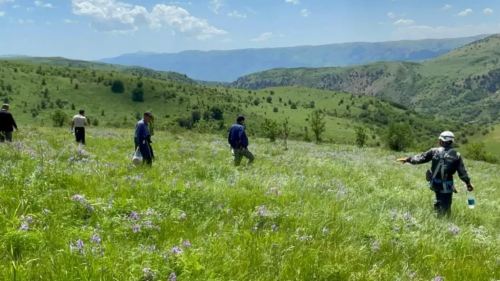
[134,111,155,166]
[228,115,255,167]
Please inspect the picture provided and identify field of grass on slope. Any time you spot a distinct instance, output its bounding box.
[6,56,196,85]
[0,128,499,280]
[0,59,470,148]
[231,34,500,125]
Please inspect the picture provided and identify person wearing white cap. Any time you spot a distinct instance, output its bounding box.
[0,104,18,142]
[396,131,474,216]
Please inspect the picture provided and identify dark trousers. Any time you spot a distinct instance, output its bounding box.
[0,131,12,142]
[234,148,255,167]
[75,127,85,145]
[143,157,152,167]
[434,192,453,216]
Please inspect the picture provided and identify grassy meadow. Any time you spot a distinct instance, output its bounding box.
[1,128,499,280]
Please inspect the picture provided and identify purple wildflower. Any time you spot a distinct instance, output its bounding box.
[42,209,50,215]
[322,227,329,234]
[432,277,444,281]
[448,223,460,235]
[409,271,416,279]
[179,212,186,219]
[19,222,29,231]
[169,272,177,281]
[150,245,156,251]
[171,246,182,254]
[132,224,140,233]
[403,212,411,221]
[183,240,191,247]
[391,210,397,219]
[277,190,282,196]
[72,194,84,201]
[257,206,265,216]
[91,234,101,244]
[213,233,218,238]
[76,239,84,248]
[372,240,380,251]
[129,212,139,221]
[271,224,279,232]
[217,204,223,210]
[226,209,231,214]
[145,221,153,228]
[253,226,258,232]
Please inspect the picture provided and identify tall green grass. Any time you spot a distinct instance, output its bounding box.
[0,128,498,280]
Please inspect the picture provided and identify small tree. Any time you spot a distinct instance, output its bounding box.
[309,110,326,144]
[71,103,76,110]
[210,106,224,120]
[111,80,125,93]
[355,126,368,148]
[74,83,79,90]
[132,87,144,102]
[384,122,414,152]
[51,109,68,127]
[92,118,99,126]
[266,96,273,103]
[261,118,279,142]
[281,117,291,150]
[253,98,261,106]
[273,107,279,113]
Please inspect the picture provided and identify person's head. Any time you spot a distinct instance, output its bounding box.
[1,104,9,111]
[144,111,153,123]
[439,131,455,147]
[79,109,85,116]
[237,115,245,125]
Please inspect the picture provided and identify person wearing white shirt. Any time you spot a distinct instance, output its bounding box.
[71,109,87,145]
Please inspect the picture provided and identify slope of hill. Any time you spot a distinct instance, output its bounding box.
[0,59,483,148]
[99,35,490,82]
[231,34,500,124]
[4,56,197,85]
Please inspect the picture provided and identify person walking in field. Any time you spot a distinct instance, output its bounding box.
[396,131,474,216]
[134,111,155,166]
[71,109,87,146]
[228,115,255,167]
[0,104,18,143]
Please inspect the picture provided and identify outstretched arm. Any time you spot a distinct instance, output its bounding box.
[397,149,435,164]
[457,155,474,190]
[10,114,18,131]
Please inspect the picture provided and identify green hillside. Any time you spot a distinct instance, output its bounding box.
[0,59,483,149]
[231,34,500,125]
[5,56,197,85]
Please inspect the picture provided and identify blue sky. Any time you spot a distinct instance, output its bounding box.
[0,0,499,60]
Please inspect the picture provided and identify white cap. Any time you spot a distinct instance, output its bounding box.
[439,131,455,143]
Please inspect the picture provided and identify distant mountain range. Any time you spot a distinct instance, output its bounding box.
[99,34,491,82]
[231,34,500,124]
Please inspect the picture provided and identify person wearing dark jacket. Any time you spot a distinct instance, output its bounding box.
[397,131,474,216]
[0,104,18,143]
[134,112,155,166]
[228,115,254,167]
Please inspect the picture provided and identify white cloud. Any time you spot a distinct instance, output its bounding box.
[169,1,192,5]
[0,11,4,17]
[12,4,19,8]
[442,4,452,10]
[63,19,78,24]
[301,9,309,17]
[18,18,34,24]
[209,0,223,14]
[483,8,494,15]
[251,32,274,42]
[285,0,299,4]
[35,1,53,8]
[227,10,246,18]
[394,19,415,26]
[393,23,500,40]
[456,8,473,17]
[387,12,394,19]
[71,0,226,39]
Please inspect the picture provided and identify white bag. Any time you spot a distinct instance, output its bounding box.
[132,148,143,166]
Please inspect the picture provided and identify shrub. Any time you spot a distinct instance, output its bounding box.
[111,80,125,93]
[309,110,326,144]
[51,109,68,127]
[465,142,499,164]
[383,122,414,152]
[261,119,279,142]
[355,126,368,148]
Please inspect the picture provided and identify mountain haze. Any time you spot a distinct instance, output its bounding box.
[231,34,500,124]
[99,35,490,82]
